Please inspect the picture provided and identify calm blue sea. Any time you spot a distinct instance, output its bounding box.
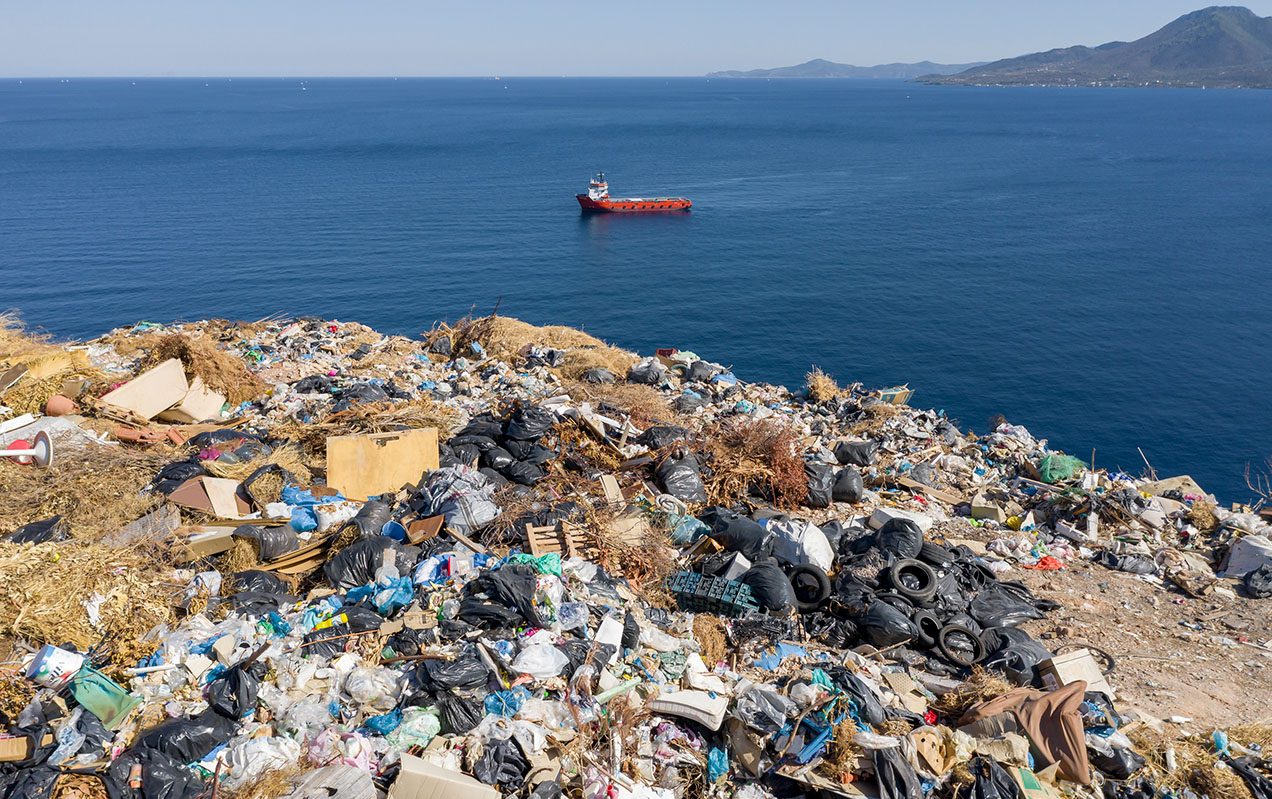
[2,78,1270,501]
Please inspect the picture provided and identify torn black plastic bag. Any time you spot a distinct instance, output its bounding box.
[457,597,522,629]
[132,709,236,763]
[457,415,505,439]
[877,518,924,560]
[860,601,919,649]
[416,652,490,691]
[150,460,206,495]
[6,516,68,544]
[232,524,298,562]
[873,746,923,799]
[105,747,203,799]
[639,425,689,449]
[474,736,531,787]
[1227,756,1272,799]
[0,766,60,799]
[435,692,484,734]
[823,667,886,726]
[580,368,615,384]
[467,564,544,627]
[301,604,385,659]
[504,405,555,441]
[981,627,1054,685]
[804,462,835,509]
[740,559,796,612]
[834,439,878,467]
[226,590,291,616]
[206,661,267,719]
[700,507,770,560]
[1089,745,1147,781]
[343,500,393,535]
[324,537,411,591]
[968,755,1024,799]
[833,467,865,503]
[1245,564,1272,599]
[233,570,291,595]
[656,452,708,504]
[482,446,516,470]
[240,464,299,511]
[1094,551,1157,576]
[969,583,1050,628]
[502,459,547,486]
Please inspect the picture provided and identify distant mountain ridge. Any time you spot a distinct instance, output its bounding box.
[924,6,1272,88]
[707,58,985,79]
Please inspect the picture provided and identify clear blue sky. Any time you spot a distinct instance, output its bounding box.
[5,1,1272,77]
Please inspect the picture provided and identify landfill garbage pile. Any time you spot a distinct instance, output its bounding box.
[1,311,1272,799]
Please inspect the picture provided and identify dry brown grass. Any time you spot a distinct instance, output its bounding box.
[271,397,460,462]
[136,332,265,405]
[52,774,109,799]
[429,314,639,380]
[204,445,311,486]
[0,541,178,667]
[0,445,169,538]
[806,367,844,404]
[0,312,64,364]
[555,420,623,472]
[693,615,728,665]
[703,418,808,509]
[820,718,864,782]
[931,667,1014,721]
[561,380,676,427]
[1189,500,1219,533]
[0,665,34,724]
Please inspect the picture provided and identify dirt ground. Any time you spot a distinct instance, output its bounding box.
[1011,555,1272,729]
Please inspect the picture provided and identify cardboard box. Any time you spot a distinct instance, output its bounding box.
[1038,649,1114,698]
[174,526,236,561]
[169,477,252,519]
[327,428,439,501]
[389,754,500,799]
[0,732,53,762]
[157,376,226,423]
[98,358,188,420]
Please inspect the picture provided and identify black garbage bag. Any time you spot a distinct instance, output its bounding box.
[834,439,878,467]
[482,446,516,470]
[387,627,436,657]
[0,766,59,799]
[873,746,923,799]
[233,570,291,595]
[301,603,385,659]
[832,467,865,504]
[478,467,510,488]
[1094,551,1157,575]
[910,463,937,487]
[969,584,1049,628]
[1245,564,1272,599]
[502,459,547,486]
[457,597,522,629]
[656,452,708,504]
[558,639,617,673]
[206,661,266,719]
[467,564,544,627]
[686,360,719,383]
[877,518,924,559]
[504,405,555,441]
[450,443,482,464]
[981,627,1054,685]
[435,692,484,734]
[1227,756,1272,799]
[740,559,796,611]
[819,520,847,553]
[293,374,336,394]
[474,736,530,787]
[334,382,389,409]
[232,524,298,562]
[417,652,490,691]
[151,460,206,495]
[132,709,237,762]
[627,360,665,385]
[240,464,299,510]
[449,434,500,452]
[700,507,770,560]
[639,425,689,449]
[107,747,206,799]
[531,781,564,799]
[226,591,290,616]
[860,601,918,648]
[6,516,68,544]
[674,394,705,413]
[1089,745,1147,780]
[622,612,641,651]
[968,755,1023,799]
[324,538,410,591]
[580,368,615,384]
[344,500,394,535]
[458,415,505,439]
[804,462,835,509]
[804,612,858,648]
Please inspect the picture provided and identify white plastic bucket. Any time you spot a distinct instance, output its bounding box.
[26,644,85,689]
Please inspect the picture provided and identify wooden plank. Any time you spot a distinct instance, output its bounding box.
[893,475,964,505]
[326,428,439,501]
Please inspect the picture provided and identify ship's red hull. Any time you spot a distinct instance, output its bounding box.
[577,195,691,213]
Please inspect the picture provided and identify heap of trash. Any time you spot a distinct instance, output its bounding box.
[1,311,1271,799]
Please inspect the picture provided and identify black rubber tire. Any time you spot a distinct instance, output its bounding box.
[938,624,987,666]
[887,559,939,605]
[912,609,942,649]
[788,564,832,613]
[917,541,955,567]
[875,591,915,615]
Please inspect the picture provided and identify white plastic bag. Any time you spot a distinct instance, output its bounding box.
[512,642,570,679]
[763,516,834,571]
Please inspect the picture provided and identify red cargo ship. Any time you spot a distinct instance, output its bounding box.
[576,173,691,213]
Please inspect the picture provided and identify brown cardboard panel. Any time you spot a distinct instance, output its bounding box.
[98,358,188,419]
[388,754,500,799]
[327,428,439,501]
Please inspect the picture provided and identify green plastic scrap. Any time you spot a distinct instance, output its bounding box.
[1037,453,1086,484]
[506,552,562,576]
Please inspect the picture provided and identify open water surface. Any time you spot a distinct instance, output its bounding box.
[2,77,1270,500]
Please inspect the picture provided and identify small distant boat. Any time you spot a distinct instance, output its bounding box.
[576,173,691,213]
